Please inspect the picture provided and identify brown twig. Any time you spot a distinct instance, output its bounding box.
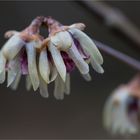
[79,1,140,49]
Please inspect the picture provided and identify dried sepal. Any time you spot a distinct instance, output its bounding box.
[0,70,5,84]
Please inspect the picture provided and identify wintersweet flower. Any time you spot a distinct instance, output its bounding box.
[0,16,104,99]
[38,17,104,99]
[103,75,140,135]
[0,16,44,91]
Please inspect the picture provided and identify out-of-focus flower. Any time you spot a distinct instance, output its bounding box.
[38,17,104,99]
[103,75,140,136]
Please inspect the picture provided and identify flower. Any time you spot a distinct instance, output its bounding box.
[38,17,104,99]
[0,16,104,99]
[0,16,44,91]
[103,75,140,136]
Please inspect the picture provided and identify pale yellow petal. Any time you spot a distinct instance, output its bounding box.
[64,74,70,95]
[26,75,32,91]
[0,70,5,84]
[7,56,20,87]
[39,49,50,84]
[39,77,49,98]
[2,34,25,60]
[10,72,21,90]
[69,28,103,65]
[48,62,58,83]
[0,51,6,74]
[82,73,92,81]
[51,31,72,51]
[54,75,65,100]
[26,41,39,91]
[67,43,89,75]
[90,59,104,74]
[49,42,66,82]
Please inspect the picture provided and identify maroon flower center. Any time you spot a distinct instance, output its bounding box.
[20,49,28,75]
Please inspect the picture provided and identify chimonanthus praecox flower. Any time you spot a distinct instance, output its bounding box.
[103,75,140,136]
[0,16,104,99]
[0,16,43,91]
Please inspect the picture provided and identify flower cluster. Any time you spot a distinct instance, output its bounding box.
[103,75,140,135]
[0,16,104,99]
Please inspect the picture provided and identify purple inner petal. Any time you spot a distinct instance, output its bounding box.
[20,49,28,75]
[127,97,139,113]
[69,32,90,61]
[61,51,75,73]
[127,96,140,124]
[60,32,91,73]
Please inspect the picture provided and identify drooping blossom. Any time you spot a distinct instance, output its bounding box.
[103,75,140,135]
[0,16,104,99]
[0,16,44,91]
[38,17,104,99]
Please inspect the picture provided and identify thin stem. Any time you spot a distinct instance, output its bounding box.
[94,39,140,71]
[79,1,140,49]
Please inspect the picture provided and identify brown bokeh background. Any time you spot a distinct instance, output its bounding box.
[0,1,140,139]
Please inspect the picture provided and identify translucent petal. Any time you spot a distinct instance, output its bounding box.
[69,28,103,65]
[82,73,92,81]
[0,70,5,84]
[0,51,6,74]
[49,62,58,83]
[69,23,86,30]
[39,77,49,98]
[7,56,20,87]
[26,41,39,91]
[2,34,25,60]
[67,42,89,75]
[49,42,66,82]
[54,75,65,100]
[0,52,6,83]
[39,49,50,84]
[10,72,21,90]
[90,59,104,74]
[26,75,32,91]
[64,74,70,95]
[51,31,72,51]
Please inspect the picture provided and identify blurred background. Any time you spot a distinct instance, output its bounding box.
[0,1,140,139]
